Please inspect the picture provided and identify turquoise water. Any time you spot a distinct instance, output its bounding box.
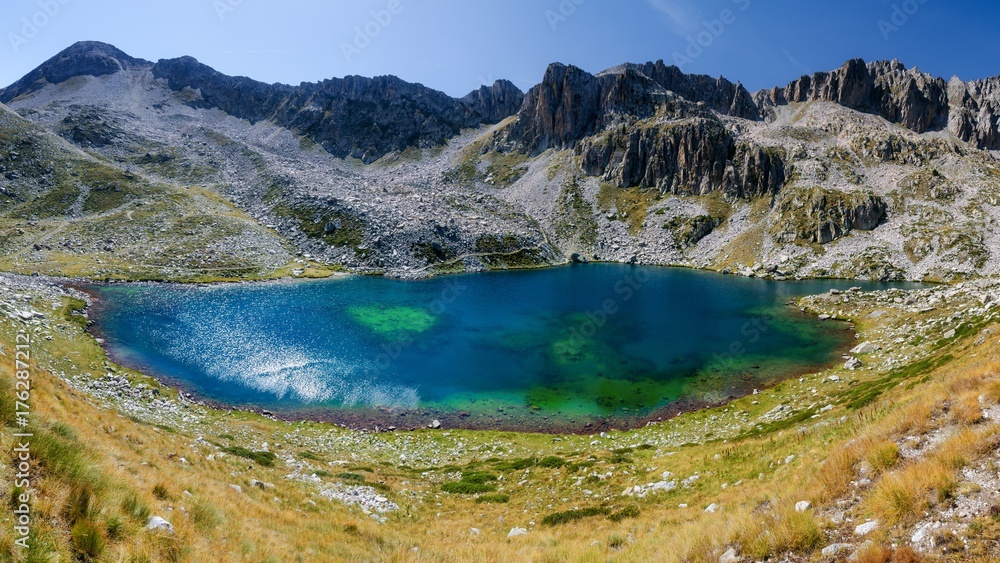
[88,265,919,431]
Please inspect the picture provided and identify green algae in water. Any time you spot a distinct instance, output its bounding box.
[347,305,436,336]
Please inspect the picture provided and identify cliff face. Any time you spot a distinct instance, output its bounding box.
[755,58,1000,150]
[577,120,784,200]
[499,62,780,201]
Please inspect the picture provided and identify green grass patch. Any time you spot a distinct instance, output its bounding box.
[541,506,610,526]
[475,493,510,504]
[223,446,277,467]
[441,481,497,494]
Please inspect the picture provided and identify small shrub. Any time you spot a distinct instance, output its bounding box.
[66,486,93,525]
[313,470,332,478]
[460,471,498,484]
[336,472,365,482]
[541,506,610,526]
[608,454,633,464]
[475,494,510,504]
[122,493,151,522]
[441,481,496,494]
[152,483,173,501]
[104,516,125,541]
[608,506,640,522]
[635,444,655,451]
[608,534,626,549]
[951,394,985,426]
[223,446,277,467]
[867,441,901,473]
[537,456,566,468]
[71,520,105,561]
[298,451,323,461]
[869,473,920,525]
[612,447,634,455]
[495,457,537,471]
[192,501,224,532]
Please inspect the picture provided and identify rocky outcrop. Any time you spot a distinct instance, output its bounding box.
[0,41,151,102]
[602,61,759,120]
[756,59,950,134]
[462,80,525,124]
[771,187,888,244]
[948,76,1000,150]
[577,119,784,201]
[503,62,756,154]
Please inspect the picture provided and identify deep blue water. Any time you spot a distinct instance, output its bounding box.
[88,265,920,428]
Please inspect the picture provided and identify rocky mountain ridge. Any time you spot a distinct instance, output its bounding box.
[2,41,1000,282]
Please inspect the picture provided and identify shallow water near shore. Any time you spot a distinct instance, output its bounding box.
[87,265,922,432]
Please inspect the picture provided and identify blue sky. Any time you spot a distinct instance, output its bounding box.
[2,0,999,97]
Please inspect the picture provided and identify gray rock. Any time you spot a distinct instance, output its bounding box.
[146,516,174,535]
[822,543,852,557]
[508,527,528,538]
[854,520,879,536]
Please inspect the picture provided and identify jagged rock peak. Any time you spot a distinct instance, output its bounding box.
[598,60,759,120]
[0,41,151,103]
[756,58,950,133]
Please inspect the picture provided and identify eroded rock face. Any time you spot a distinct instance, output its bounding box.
[577,119,784,200]
[756,59,950,134]
[504,62,758,154]
[756,58,1000,150]
[772,187,888,244]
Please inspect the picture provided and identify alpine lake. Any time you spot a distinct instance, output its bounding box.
[86,264,923,433]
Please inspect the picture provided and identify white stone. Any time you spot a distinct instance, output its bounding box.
[855,521,879,536]
[821,543,852,557]
[508,527,528,538]
[146,516,174,534]
[704,503,720,514]
[229,484,243,494]
[470,528,480,535]
[844,357,862,370]
[719,547,739,563]
[428,419,441,429]
[795,501,812,512]
[851,342,877,354]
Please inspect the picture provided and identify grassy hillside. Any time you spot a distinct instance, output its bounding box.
[2,276,1000,561]
[0,104,315,283]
